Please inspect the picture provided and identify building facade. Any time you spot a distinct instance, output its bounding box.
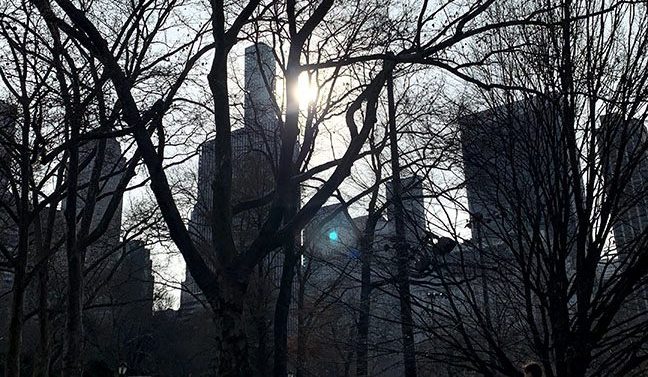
[460,96,573,246]
[182,43,282,310]
[600,115,648,255]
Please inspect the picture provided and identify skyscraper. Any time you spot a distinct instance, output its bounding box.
[182,43,280,310]
[600,115,648,256]
[460,96,566,243]
[78,137,126,249]
[301,176,430,377]
[61,136,126,298]
[386,175,426,243]
[244,43,277,133]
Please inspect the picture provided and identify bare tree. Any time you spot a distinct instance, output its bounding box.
[412,1,648,376]
[0,5,70,374]
[20,0,552,375]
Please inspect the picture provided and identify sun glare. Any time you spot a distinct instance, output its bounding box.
[296,72,318,108]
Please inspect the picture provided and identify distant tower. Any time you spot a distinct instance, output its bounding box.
[600,115,648,255]
[78,137,125,243]
[112,239,154,319]
[57,135,127,324]
[460,97,565,242]
[183,43,279,311]
[244,43,276,132]
[387,175,426,242]
[62,136,127,324]
[64,136,125,259]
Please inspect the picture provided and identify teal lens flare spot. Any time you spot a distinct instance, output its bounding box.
[328,230,339,241]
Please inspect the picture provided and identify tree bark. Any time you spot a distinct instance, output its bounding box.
[273,177,300,377]
[356,210,380,376]
[62,106,83,377]
[273,236,298,377]
[355,232,373,377]
[33,260,51,377]
[295,255,307,377]
[254,264,268,376]
[33,215,52,377]
[5,101,32,377]
[5,259,27,377]
[387,71,418,377]
[211,274,253,377]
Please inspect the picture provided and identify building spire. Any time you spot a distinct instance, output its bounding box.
[244,43,276,131]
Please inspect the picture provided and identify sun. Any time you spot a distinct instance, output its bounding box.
[295,72,318,108]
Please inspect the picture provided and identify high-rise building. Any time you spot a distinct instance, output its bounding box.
[244,43,277,133]
[456,98,581,371]
[78,137,125,245]
[60,135,136,359]
[301,176,430,377]
[61,136,127,311]
[182,43,280,310]
[62,136,125,259]
[600,115,648,255]
[112,240,154,315]
[0,104,152,370]
[386,175,426,243]
[599,114,648,315]
[460,96,566,243]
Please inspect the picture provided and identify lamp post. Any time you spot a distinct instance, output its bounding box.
[118,362,127,376]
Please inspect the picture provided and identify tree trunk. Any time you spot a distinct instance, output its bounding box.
[62,117,83,377]
[62,226,84,377]
[33,255,51,377]
[211,275,252,377]
[356,224,377,377]
[273,237,298,377]
[5,101,33,377]
[295,257,307,377]
[5,260,27,377]
[254,264,268,376]
[32,198,56,377]
[387,71,418,377]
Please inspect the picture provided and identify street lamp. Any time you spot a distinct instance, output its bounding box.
[118,362,127,376]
